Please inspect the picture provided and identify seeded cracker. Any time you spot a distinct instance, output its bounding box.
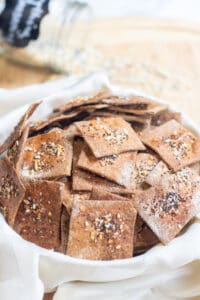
[0,102,40,155]
[89,187,159,254]
[67,200,137,260]
[76,117,145,158]
[72,140,133,194]
[141,120,200,171]
[14,180,64,249]
[0,158,25,226]
[134,167,200,244]
[19,128,73,179]
[78,144,137,189]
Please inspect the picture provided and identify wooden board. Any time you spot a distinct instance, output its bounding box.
[1,17,200,126]
[0,17,199,300]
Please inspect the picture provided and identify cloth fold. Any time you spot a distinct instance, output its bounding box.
[0,72,199,300]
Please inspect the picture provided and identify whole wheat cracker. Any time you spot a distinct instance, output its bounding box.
[14,180,64,249]
[108,102,167,117]
[134,168,200,244]
[72,139,134,194]
[77,144,137,189]
[141,120,200,171]
[67,199,137,260]
[76,117,145,158]
[19,128,73,179]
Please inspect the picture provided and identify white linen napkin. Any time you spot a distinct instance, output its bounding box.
[0,72,199,300]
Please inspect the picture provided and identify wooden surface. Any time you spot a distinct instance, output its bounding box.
[0,17,199,300]
[1,17,200,126]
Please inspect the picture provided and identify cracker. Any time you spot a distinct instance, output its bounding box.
[0,158,25,226]
[141,120,200,171]
[14,180,64,249]
[77,103,109,112]
[76,117,145,158]
[134,168,200,244]
[108,102,167,117]
[77,144,137,189]
[0,102,40,154]
[72,140,133,194]
[90,188,128,201]
[73,168,133,194]
[58,206,70,254]
[61,182,73,214]
[19,128,73,179]
[54,91,111,113]
[89,112,151,126]
[134,216,159,254]
[67,200,137,260]
[7,125,30,169]
[151,111,182,126]
[102,95,150,108]
[31,112,81,132]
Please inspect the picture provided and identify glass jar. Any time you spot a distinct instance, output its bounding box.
[0,0,92,73]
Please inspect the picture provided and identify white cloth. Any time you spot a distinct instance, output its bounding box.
[0,72,200,300]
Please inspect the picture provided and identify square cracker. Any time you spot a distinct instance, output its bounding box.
[90,188,129,201]
[14,180,64,249]
[76,117,145,158]
[72,140,133,194]
[0,158,25,226]
[19,128,73,179]
[141,120,200,171]
[77,144,137,189]
[67,200,137,260]
[134,167,200,244]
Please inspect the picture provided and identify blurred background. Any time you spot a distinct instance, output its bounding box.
[0,0,200,123]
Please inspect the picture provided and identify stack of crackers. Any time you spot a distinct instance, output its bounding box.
[0,91,200,260]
